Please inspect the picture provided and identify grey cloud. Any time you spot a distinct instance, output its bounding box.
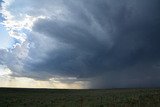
[90,62,160,88]
[29,0,160,87]
[1,0,160,88]
[0,49,7,65]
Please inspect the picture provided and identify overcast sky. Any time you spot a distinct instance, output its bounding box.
[0,0,160,89]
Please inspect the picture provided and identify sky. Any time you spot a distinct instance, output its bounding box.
[0,0,160,89]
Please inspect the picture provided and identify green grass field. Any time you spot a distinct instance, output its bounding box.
[0,88,160,107]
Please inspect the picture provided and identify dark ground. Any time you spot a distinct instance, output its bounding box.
[0,88,160,107]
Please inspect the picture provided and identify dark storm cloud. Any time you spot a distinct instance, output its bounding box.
[32,2,160,76]
[29,0,160,87]
[2,0,160,88]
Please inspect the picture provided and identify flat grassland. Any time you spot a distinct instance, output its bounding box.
[0,88,160,107]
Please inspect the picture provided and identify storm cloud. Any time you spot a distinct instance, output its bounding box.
[1,0,160,88]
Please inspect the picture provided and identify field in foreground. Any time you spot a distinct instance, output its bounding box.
[0,88,160,107]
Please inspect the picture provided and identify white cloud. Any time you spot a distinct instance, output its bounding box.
[0,65,12,76]
[1,0,47,43]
